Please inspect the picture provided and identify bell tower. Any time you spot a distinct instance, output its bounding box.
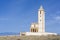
[38,6,45,32]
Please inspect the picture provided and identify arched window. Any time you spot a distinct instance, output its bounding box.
[37,29,38,32]
[33,29,34,32]
[35,29,36,32]
[31,28,38,32]
[40,11,41,14]
[31,29,32,32]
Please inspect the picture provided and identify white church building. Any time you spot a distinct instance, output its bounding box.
[20,6,57,36]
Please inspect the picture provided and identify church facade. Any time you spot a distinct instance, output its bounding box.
[20,6,57,36]
[30,6,45,33]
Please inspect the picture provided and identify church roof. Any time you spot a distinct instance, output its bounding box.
[39,5,44,11]
[31,23,38,25]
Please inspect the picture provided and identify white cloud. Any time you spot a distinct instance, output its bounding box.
[56,11,60,14]
[55,16,60,21]
[46,15,60,26]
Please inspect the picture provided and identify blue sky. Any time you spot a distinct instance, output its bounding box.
[0,0,60,34]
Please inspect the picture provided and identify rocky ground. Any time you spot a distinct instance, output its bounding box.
[0,35,60,40]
